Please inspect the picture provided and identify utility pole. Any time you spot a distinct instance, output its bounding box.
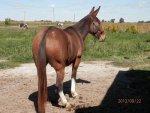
[51,4,55,22]
[24,11,26,24]
[74,13,75,22]
[53,7,55,22]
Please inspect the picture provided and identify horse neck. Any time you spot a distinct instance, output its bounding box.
[73,16,90,40]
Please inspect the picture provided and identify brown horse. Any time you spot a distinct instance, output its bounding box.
[32,6,105,113]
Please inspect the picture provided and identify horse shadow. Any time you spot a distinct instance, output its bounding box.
[28,78,91,113]
[75,70,150,113]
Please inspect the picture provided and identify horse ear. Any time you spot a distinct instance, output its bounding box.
[91,6,100,17]
[89,7,95,15]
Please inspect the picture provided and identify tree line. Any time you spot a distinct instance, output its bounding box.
[3,17,150,25]
[101,18,125,23]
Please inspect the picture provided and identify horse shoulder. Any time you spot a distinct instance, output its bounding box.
[63,29,84,60]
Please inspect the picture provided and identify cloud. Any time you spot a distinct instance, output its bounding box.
[50,4,55,8]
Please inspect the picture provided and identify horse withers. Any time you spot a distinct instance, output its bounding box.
[32,6,105,113]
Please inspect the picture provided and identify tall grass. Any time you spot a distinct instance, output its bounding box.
[103,23,150,33]
[0,29,37,68]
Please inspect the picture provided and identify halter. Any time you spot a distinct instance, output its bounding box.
[89,19,100,47]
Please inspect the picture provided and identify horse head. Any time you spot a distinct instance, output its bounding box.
[88,6,106,42]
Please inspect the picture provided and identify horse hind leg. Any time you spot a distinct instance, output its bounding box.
[56,67,71,108]
[71,57,81,98]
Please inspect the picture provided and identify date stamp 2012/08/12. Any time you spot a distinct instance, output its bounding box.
[117,99,142,104]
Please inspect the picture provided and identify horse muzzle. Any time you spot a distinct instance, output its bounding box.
[99,33,106,42]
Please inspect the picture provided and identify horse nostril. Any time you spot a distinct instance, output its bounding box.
[101,31,104,34]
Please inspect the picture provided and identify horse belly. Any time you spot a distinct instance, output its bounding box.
[66,56,76,66]
[66,44,79,66]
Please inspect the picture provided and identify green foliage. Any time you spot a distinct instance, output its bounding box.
[126,26,138,34]
[112,25,119,32]
[106,25,120,32]
[103,23,150,33]
[119,18,125,23]
[4,18,11,25]
[110,19,115,23]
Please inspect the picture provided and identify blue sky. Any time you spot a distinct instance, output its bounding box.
[0,0,150,22]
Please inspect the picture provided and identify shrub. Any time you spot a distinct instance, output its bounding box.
[105,25,120,32]
[4,18,11,25]
[119,18,125,23]
[126,26,138,34]
[112,25,119,32]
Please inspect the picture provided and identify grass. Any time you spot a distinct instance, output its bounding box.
[0,29,37,68]
[0,27,150,70]
[83,32,150,70]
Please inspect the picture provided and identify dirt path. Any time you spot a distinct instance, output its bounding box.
[0,61,131,113]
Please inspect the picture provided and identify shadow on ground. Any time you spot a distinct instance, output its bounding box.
[75,70,150,113]
[28,78,91,113]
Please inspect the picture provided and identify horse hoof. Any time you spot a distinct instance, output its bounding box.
[65,102,74,111]
[71,92,78,98]
[65,102,71,108]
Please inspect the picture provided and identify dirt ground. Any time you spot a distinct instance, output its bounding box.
[0,61,150,113]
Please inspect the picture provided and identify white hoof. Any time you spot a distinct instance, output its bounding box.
[71,92,78,98]
[60,100,71,108]
[65,102,71,108]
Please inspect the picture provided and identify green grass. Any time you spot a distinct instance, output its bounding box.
[83,32,150,70]
[0,29,37,68]
[0,28,150,70]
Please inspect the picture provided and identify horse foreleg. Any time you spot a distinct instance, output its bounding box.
[56,68,70,107]
[71,57,81,98]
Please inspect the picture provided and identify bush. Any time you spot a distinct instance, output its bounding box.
[106,25,120,32]
[119,18,125,23]
[112,25,119,32]
[4,18,11,25]
[126,26,138,34]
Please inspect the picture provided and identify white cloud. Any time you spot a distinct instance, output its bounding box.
[50,4,55,8]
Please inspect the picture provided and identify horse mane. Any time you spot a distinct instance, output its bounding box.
[73,15,90,28]
[66,15,91,39]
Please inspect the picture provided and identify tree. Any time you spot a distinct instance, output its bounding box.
[101,19,105,22]
[119,18,125,23]
[138,20,144,23]
[111,19,115,23]
[4,18,11,25]
[146,21,150,23]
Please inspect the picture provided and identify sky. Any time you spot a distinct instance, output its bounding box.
[0,0,150,22]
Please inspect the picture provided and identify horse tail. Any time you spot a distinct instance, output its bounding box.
[37,28,50,113]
